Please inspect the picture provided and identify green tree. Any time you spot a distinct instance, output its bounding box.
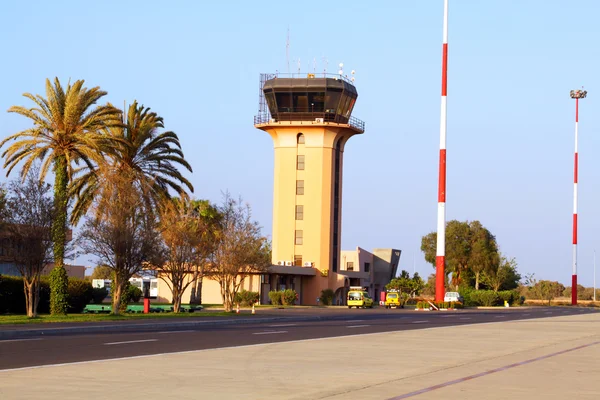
[71,101,193,224]
[91,265,113,280]
[386,270,425,305]
[78,169,161,315]
[205,193,271,312]
[187,199,222,305]
[482,256,520,292]
[153,197,205,313]
[5,167,55,317]
[2,78,122,314]
[468,221,498,290]
[421,220,472,290]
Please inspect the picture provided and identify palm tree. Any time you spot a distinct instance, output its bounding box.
[71,101,193,224]
[1,78,122,314]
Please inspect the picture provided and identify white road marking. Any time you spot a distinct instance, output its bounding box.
[268,324,298,327]
[347,325,370,328]
[252,331,287,335]
[156,330,194,334]
[523,314,531,316]
[0,318,548,372]
[495,316,506,318]
[412,321,429,324]
[459,317,471,320]
[104,339,158,346]
[0,338,43,344]
[346,320,366,323]
[544,312,553,314]
[440,315,456,318]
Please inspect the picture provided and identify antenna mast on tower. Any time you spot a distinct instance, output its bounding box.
[286,27,290,74]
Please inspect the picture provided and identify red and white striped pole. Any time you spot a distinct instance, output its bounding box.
[570,89,587,305]
[435,0,449,302]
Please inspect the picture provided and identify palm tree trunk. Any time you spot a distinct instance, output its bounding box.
[475,272,480,290]
[50,155,69,315]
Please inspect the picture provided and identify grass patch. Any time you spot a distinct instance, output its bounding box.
[0,311,240,325]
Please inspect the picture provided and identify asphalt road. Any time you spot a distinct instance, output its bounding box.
[0,306,596,371]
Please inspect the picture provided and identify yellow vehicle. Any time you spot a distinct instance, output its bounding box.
[347,287,374,309]
[384,289,402,309]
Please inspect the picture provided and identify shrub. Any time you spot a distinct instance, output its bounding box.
[91,287,109,304]
[126,284,143,303]
[111,282,142,313]
[320,289,334,305]
[235,290,260,306]
[497,290,520,306]
[449,301,464,309]
[416,301,430,309]
[0,275,88,314]
[470,290,500,307]
[459,287,477,307]
[282,289,297,306]
[268,290,282,305]
[67,279,94,313]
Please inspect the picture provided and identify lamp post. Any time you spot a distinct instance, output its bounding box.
[435,0,449,302]
[569,89,587,305]
[594,250,596,302]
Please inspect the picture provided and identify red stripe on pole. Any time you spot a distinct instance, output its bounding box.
[572,275,577,305]
[574,153,578,183]
[573,214,578,244]
[435,256,445,302]
[438,149,446,202]
[576,98,579,122]
[441,43,448,96]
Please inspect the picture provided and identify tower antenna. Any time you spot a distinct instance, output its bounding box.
[286,27,290,74]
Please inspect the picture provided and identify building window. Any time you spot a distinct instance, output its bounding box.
[294,255,303,266]
[364,262,370,272]
[296,180,304,195]
[297,133,305,144]
[346,262,354,271]
[297,155,305,170]
[295,230,303,245]
[295,205,304,220]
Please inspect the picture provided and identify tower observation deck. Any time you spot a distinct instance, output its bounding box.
[254,73,364,132]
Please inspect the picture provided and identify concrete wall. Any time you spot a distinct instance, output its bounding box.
[156,275,261,305]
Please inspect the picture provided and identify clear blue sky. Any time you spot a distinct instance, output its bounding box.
[1,1,599,286]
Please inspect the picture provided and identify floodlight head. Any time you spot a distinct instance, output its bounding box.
[339,62,344,68]
[351,70,356,74]
[570,89,588,99]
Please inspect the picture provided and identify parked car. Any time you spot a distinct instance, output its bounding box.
[444,292,464,303]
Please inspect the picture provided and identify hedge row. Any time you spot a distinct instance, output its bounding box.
[416,301,463,309]
[268,289,297,306]
[460,289,524,307]
[235,290,259,306]
[0,275,94,314]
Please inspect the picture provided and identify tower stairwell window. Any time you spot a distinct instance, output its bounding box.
[297,155,305,170]
[297,133,305,144]
[295,230,303,245]
[296,180,304,195]
[295,205,304,220]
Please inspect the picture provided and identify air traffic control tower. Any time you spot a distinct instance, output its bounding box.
[254,72,365,304]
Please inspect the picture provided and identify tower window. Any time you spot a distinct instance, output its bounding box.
[295,205,304,220]
[294,255,303,266]
[297,134,305,144]
[297,155,305,170]
[296,180,304,195]
[295,230,303,245]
